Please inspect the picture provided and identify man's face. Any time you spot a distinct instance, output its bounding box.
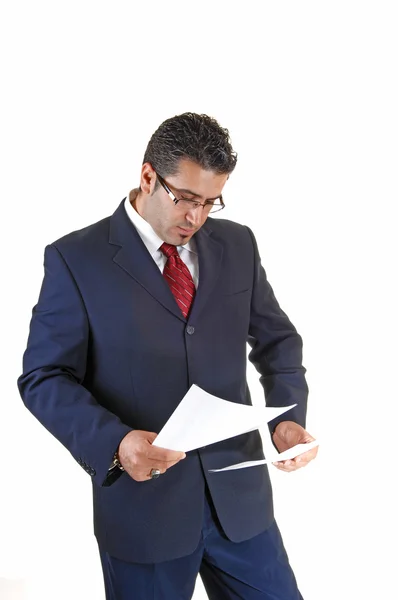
[138,159,228,245]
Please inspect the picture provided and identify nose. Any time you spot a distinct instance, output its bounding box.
[186,206,205,227]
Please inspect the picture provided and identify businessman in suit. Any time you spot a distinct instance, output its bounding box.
[18,112,318,599]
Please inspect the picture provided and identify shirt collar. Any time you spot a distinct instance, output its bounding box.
[124,189,197,257]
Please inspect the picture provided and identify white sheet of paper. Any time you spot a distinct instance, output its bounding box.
[152,384,297,453]
[208,440,320,472]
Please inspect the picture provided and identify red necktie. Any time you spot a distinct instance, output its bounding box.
[160,243,196,318]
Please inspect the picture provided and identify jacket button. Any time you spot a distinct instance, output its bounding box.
[186,325,195,335]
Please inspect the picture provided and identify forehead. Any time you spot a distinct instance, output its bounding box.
[168,159,228,197]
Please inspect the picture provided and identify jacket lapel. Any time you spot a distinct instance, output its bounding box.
[109,201,223,323]
[109,200,185,322]
[189,221,223,323]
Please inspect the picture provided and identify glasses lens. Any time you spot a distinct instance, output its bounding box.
[209,203,224,213]
[176,199,224,213]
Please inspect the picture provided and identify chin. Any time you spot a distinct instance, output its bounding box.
[178,232,193,243]
[170,230,191,243]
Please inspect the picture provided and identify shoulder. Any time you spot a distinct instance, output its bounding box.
[46,201,122,267]
[204,216,252,240]
[204,217,258,251]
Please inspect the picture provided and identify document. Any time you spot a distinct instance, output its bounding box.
[208,440,320,472]
[152,384,297,454]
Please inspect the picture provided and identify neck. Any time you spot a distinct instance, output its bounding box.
[129,189,144,217]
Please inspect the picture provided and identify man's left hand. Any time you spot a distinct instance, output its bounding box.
[272,421,318,472]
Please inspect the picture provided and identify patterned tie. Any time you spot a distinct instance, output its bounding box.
[160,242,196,318]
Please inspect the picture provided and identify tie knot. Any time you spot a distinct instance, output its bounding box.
[160,242,179,259]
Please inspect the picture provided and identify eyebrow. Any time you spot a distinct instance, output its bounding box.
[173,186,221,202]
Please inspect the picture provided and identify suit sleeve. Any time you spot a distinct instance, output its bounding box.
[17,244,132,486]
[246,227,308,435]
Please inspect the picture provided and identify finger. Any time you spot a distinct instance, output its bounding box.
[274,452,316,471]
[147,466,167,477]
[135,469,167,482]
[143,460,183,480]
[272,463,294,472]
[272,459,302,472]
[132,466,168,482]
[291,457,309,469]
[147,458,181,472]
[301,435,316,444]
[137,457,184,479]
[272,459,290,470]
[273,444,318,469]
[274,464,298,472]
[295,447,318,464]
[292,455,309,466]
[146,445,186,463]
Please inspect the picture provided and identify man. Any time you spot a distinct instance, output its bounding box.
[18,112,318,599]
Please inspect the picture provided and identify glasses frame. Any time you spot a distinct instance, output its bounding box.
[155,172,225,213]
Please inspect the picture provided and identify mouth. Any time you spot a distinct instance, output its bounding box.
[177,227,196,235]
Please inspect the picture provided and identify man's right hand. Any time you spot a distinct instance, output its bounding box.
[117,430,186,482]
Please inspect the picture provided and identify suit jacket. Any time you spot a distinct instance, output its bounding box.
[17,199,308,564]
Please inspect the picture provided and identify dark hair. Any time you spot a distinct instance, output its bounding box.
[143,113,237,188]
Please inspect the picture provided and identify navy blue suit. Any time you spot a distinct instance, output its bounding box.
[18,199,308,569]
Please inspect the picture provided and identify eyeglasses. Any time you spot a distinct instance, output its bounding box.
[155,172,225,214]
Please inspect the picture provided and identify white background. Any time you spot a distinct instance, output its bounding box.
[1,1,397,598]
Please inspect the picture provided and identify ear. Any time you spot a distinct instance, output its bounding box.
[140,162,157,195]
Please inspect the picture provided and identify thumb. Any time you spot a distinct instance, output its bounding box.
[144,431,158,444]
[302,432,316,443]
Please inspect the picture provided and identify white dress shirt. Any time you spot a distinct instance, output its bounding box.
[124,191,199,288]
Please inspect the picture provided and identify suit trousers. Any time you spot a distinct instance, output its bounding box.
[98,485,303,600]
